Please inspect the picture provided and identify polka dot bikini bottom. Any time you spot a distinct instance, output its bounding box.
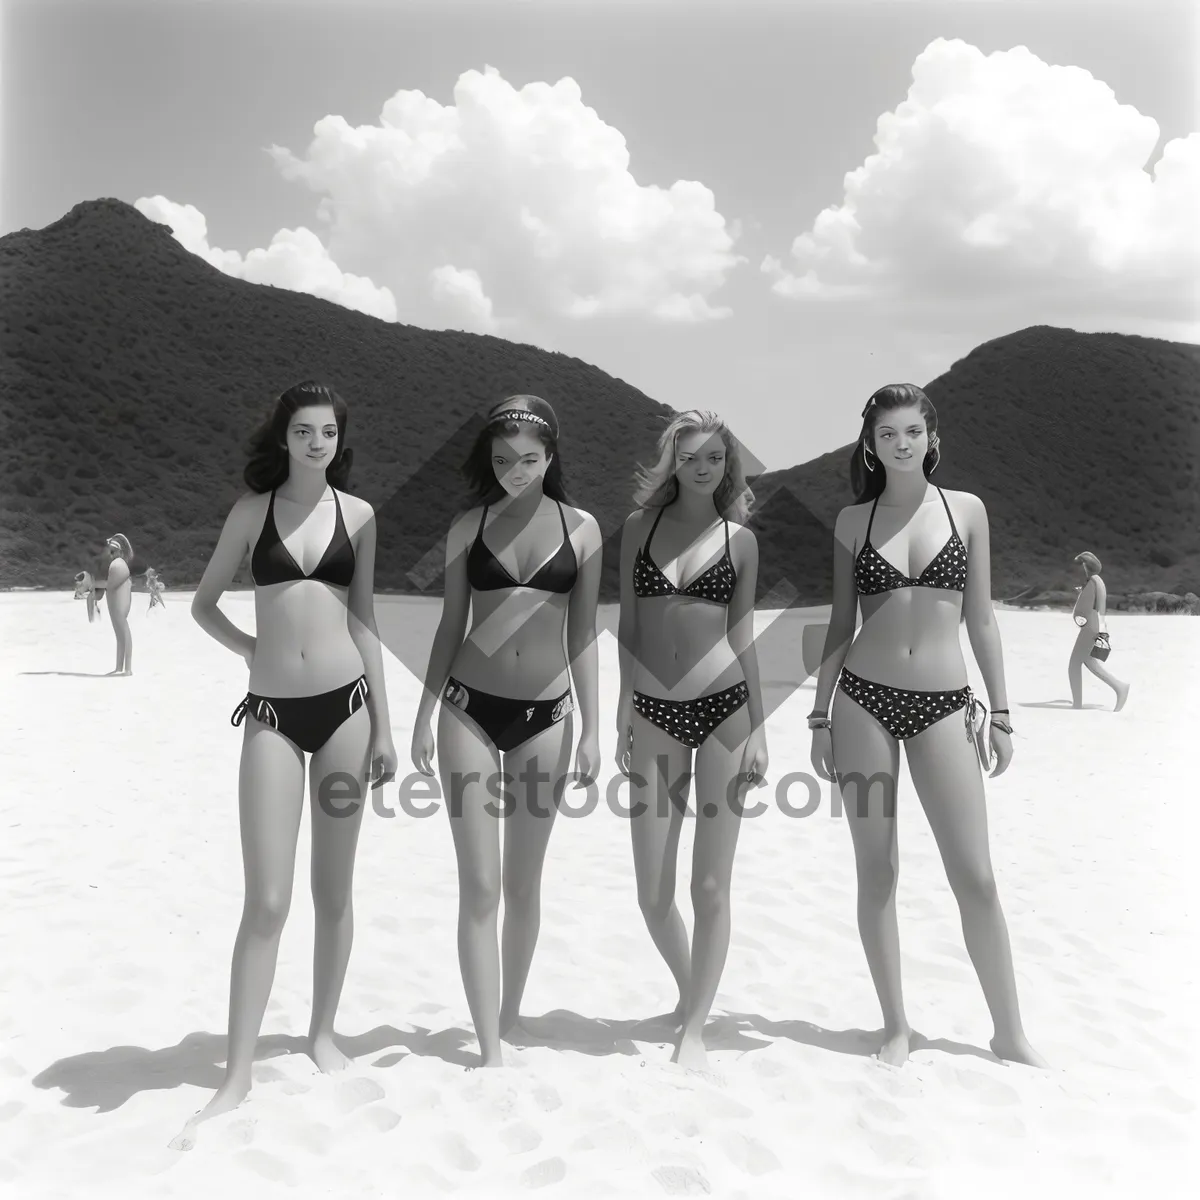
[632,681,750,749]
[837,668,978,741]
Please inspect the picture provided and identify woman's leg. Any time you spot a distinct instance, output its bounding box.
[107,581,133,674]
[830,690,908,1065]
[438,703,505,1066]
[1068,626,1096,707]
[498,713,575,1038]
[628,709,694,1021]
[172,719,305,1144]
[306,704,372,1071]
[673,705,752,1070]
[1082,653,1129,710]
[905,712,1048,1067]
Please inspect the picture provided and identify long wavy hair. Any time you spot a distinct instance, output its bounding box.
[460,394,572,508]
[850,383,941,504]
[1075,551,1102,576]
[632,409,754,523]
[243,381,353,494]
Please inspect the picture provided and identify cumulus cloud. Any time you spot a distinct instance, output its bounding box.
[134,195,398,322]
[267,66,742,324]
[764,38,1200,322]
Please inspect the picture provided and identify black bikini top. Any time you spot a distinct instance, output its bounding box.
[251,488,356,589]
[466,500,578,594]
[633,507,737,606]
[854,487,968,596]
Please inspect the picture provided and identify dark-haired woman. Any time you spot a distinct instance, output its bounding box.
[175,381,398,1146]
[808,384,1045,1069]
[411,394,602,1068]
[616,409,768,1072]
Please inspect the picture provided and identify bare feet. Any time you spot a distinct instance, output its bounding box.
[670,1031,709,1071]
[1114,682,1130,712]
[309,1032,353,1074]
[876,1027,911,1068]
[168,1076,251,1150]
[990,1033,1049,1068]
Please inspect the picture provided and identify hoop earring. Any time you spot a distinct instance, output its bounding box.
[862,443,877,470]
[928,436,941,473]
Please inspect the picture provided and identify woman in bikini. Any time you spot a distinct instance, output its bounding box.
[808,383,1045,1069]
[410,394,603,1068]
[176,381,398,1146]
[1069,550,1129,710]
[102,535,135,675]
[616,409,768,1072]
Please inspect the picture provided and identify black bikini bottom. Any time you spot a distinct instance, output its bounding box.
[836,668,981,741]
[443,676,574,754]
[231,675,370,754]
[632,681,750,749]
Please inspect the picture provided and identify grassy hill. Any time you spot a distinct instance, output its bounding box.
[2,199,1198,605]
[751,326,1200,600]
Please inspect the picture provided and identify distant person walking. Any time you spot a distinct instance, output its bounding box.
[1069,551,1129,711]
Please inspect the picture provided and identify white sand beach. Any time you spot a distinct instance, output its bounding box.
[1,592,1196,1199]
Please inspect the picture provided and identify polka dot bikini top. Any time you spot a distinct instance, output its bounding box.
[854,488,968,596]
[633,507,738,606]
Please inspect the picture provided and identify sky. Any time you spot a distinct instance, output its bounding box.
[3,0,1197,469]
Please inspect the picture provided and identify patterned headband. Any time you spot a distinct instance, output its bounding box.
[491,408,552,430]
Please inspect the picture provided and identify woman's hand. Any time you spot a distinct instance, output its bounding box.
[989,725,1013,777]
[369,731,399,789]
[410,721,435,777]
[615,722,633,777]
[810,726,835,782]
[741,728,769,788]
[574,731,601,788]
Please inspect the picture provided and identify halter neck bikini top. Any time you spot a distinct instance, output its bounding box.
[467,500,578,594]
[633,506,738,606]
[854,487,968,596]
[251,488,357,588]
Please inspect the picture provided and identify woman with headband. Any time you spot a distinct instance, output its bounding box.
[102,534,135,675]
[411,395,603,1068]
[616,410,768,1071]
[807,384,1045,1069]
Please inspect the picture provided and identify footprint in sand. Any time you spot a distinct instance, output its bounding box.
[719,1131,782,1175]
[361,1104,402,1133]
[332,1075,386,1114]
[531,1083,563,1113]
[650,1164,713,1195]
[439,1131,483,1172]
[234,1148,296,1185]
[951,1067,1022,1106]
[519,1157,567,1189]
[499,1120,542,1154]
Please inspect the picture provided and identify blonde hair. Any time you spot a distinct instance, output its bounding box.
[632,409,754,523]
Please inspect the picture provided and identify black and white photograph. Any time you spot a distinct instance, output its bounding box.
[1,0,1196,1196]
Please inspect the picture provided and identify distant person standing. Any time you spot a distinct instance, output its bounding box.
[103,534,135,676]
[1069,551,1128,711]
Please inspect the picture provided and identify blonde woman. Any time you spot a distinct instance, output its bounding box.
[1070,551,1129,710]
[616,410,768,1071]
